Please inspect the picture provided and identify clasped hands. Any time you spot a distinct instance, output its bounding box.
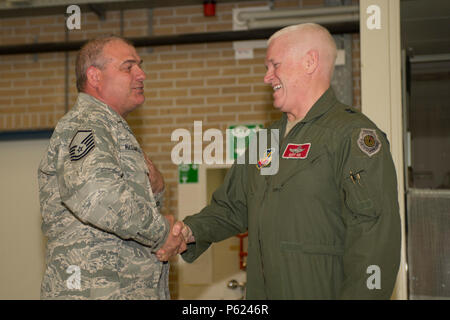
[156,215,195,261]
[144,153,194,261]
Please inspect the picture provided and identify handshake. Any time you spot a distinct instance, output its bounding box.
[155,215,195,261]
[144,154,194,261]
[144,155,194,261]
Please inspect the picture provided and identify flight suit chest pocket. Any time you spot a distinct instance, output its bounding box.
[274,149,327,192]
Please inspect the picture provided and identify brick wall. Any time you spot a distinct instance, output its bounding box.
[352,33,361,108]
[0,0,360,298]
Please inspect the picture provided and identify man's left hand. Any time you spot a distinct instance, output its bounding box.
[144,153,165,194]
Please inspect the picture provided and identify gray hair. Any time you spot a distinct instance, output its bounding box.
[268,23,338,79]
[75,35,133,92]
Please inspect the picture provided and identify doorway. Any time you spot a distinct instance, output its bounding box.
[401,0,450,299]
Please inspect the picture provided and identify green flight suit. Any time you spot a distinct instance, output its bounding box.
[181,88,401,299]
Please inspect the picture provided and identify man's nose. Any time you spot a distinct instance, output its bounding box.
[135,65,146,81]
[263,68,273,84]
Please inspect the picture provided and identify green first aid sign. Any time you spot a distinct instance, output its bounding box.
[228,124,263,161]
[178,164,199,184]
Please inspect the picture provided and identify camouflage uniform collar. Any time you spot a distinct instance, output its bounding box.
[77,92,126,124]
[281,87,337,124]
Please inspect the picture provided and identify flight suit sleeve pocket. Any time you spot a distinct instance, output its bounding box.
[342,171,379,224]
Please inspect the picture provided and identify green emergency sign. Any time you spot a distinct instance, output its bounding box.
[178,164,199,184]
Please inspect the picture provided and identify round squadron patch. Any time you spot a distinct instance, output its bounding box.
[357,128,381,157]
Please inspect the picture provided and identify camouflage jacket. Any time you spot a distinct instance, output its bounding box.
[38,93,170,299]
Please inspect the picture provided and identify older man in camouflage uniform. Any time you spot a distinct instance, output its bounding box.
[38,36,184,299]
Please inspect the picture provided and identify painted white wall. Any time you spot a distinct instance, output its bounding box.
[0,138,48,299]
[178,163,246,300]
[360,0,407,299]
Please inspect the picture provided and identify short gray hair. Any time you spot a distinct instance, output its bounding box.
[75,35,133,92]
[268,23,338,79]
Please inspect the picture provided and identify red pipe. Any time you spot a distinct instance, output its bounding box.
[236,232,248,270]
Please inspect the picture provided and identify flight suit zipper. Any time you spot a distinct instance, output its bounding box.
[257,118,304,298]
[258,175,271,298]
[258,119,305,298]
[280,120,305,152]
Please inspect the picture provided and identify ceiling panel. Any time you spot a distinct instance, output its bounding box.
[401,0,450,55]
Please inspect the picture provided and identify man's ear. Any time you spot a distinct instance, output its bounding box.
[303,49,319,74]
[86,66,101,89]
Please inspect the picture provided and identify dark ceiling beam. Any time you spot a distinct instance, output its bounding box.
[88,4,107,21]
[0,0,263,18]
[0,21,359,56]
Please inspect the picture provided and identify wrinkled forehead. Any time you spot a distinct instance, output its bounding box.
[265,33,305,61]
[103,40,140,64]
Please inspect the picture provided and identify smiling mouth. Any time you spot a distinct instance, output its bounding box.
[273,84,282,91]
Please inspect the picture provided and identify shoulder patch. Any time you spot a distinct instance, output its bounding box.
[357,128,381,157]
[69,130,95,161]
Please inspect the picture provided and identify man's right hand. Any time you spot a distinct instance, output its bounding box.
[155,215,186,261]
[178,221,195,244]
[156,218,195,261]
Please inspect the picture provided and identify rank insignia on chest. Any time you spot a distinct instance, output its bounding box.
[69,130,95,161]
[282,143,311,159]
[256,148,273,170]
[357,128,381,157]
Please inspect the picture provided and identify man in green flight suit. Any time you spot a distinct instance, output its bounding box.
[158,23,401,299]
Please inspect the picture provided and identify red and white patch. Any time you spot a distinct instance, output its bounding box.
[282,143,311,159]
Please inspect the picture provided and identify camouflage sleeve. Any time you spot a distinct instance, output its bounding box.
[153,189,164,211]
[58,123,169,251]
[338,127,401,299]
